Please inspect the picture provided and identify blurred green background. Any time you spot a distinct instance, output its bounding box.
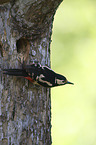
[51,0,96,145]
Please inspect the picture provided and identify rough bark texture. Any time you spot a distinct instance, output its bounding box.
[0,0,62,144]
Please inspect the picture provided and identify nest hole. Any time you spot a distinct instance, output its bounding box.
[16,38,24,53]
[16,37,30,62]
[16,37,30,52]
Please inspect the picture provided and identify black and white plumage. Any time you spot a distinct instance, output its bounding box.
[2,63,74,87]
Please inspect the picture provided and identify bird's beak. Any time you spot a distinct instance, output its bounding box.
[66,81,74,85]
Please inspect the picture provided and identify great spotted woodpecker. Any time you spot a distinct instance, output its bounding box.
[2,63,74,87]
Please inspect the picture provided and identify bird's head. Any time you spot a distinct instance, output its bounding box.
[55,74,74,86]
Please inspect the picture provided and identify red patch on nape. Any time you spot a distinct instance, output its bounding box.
[24,77,34,83]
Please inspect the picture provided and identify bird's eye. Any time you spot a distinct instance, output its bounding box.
[62,80,65,84]
[56,79,65,85]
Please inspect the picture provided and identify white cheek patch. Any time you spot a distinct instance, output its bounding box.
[56,79,64,85]
[36,74,52,86]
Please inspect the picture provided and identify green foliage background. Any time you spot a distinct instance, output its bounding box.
[51,0,96,145]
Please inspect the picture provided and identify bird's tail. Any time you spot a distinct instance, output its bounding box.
[2,69,27,77]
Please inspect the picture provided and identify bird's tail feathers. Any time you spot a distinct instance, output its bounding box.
[2,69,27,76]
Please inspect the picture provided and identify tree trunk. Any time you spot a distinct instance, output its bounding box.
[0,0,62,144]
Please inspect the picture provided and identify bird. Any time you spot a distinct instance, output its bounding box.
[2,63,74,87]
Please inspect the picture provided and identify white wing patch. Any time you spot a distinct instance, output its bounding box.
[36,74,52,86]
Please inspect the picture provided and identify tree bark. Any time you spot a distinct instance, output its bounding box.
[0,0,63,144]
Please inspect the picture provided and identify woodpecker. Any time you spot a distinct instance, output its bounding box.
[2,63,74,87]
